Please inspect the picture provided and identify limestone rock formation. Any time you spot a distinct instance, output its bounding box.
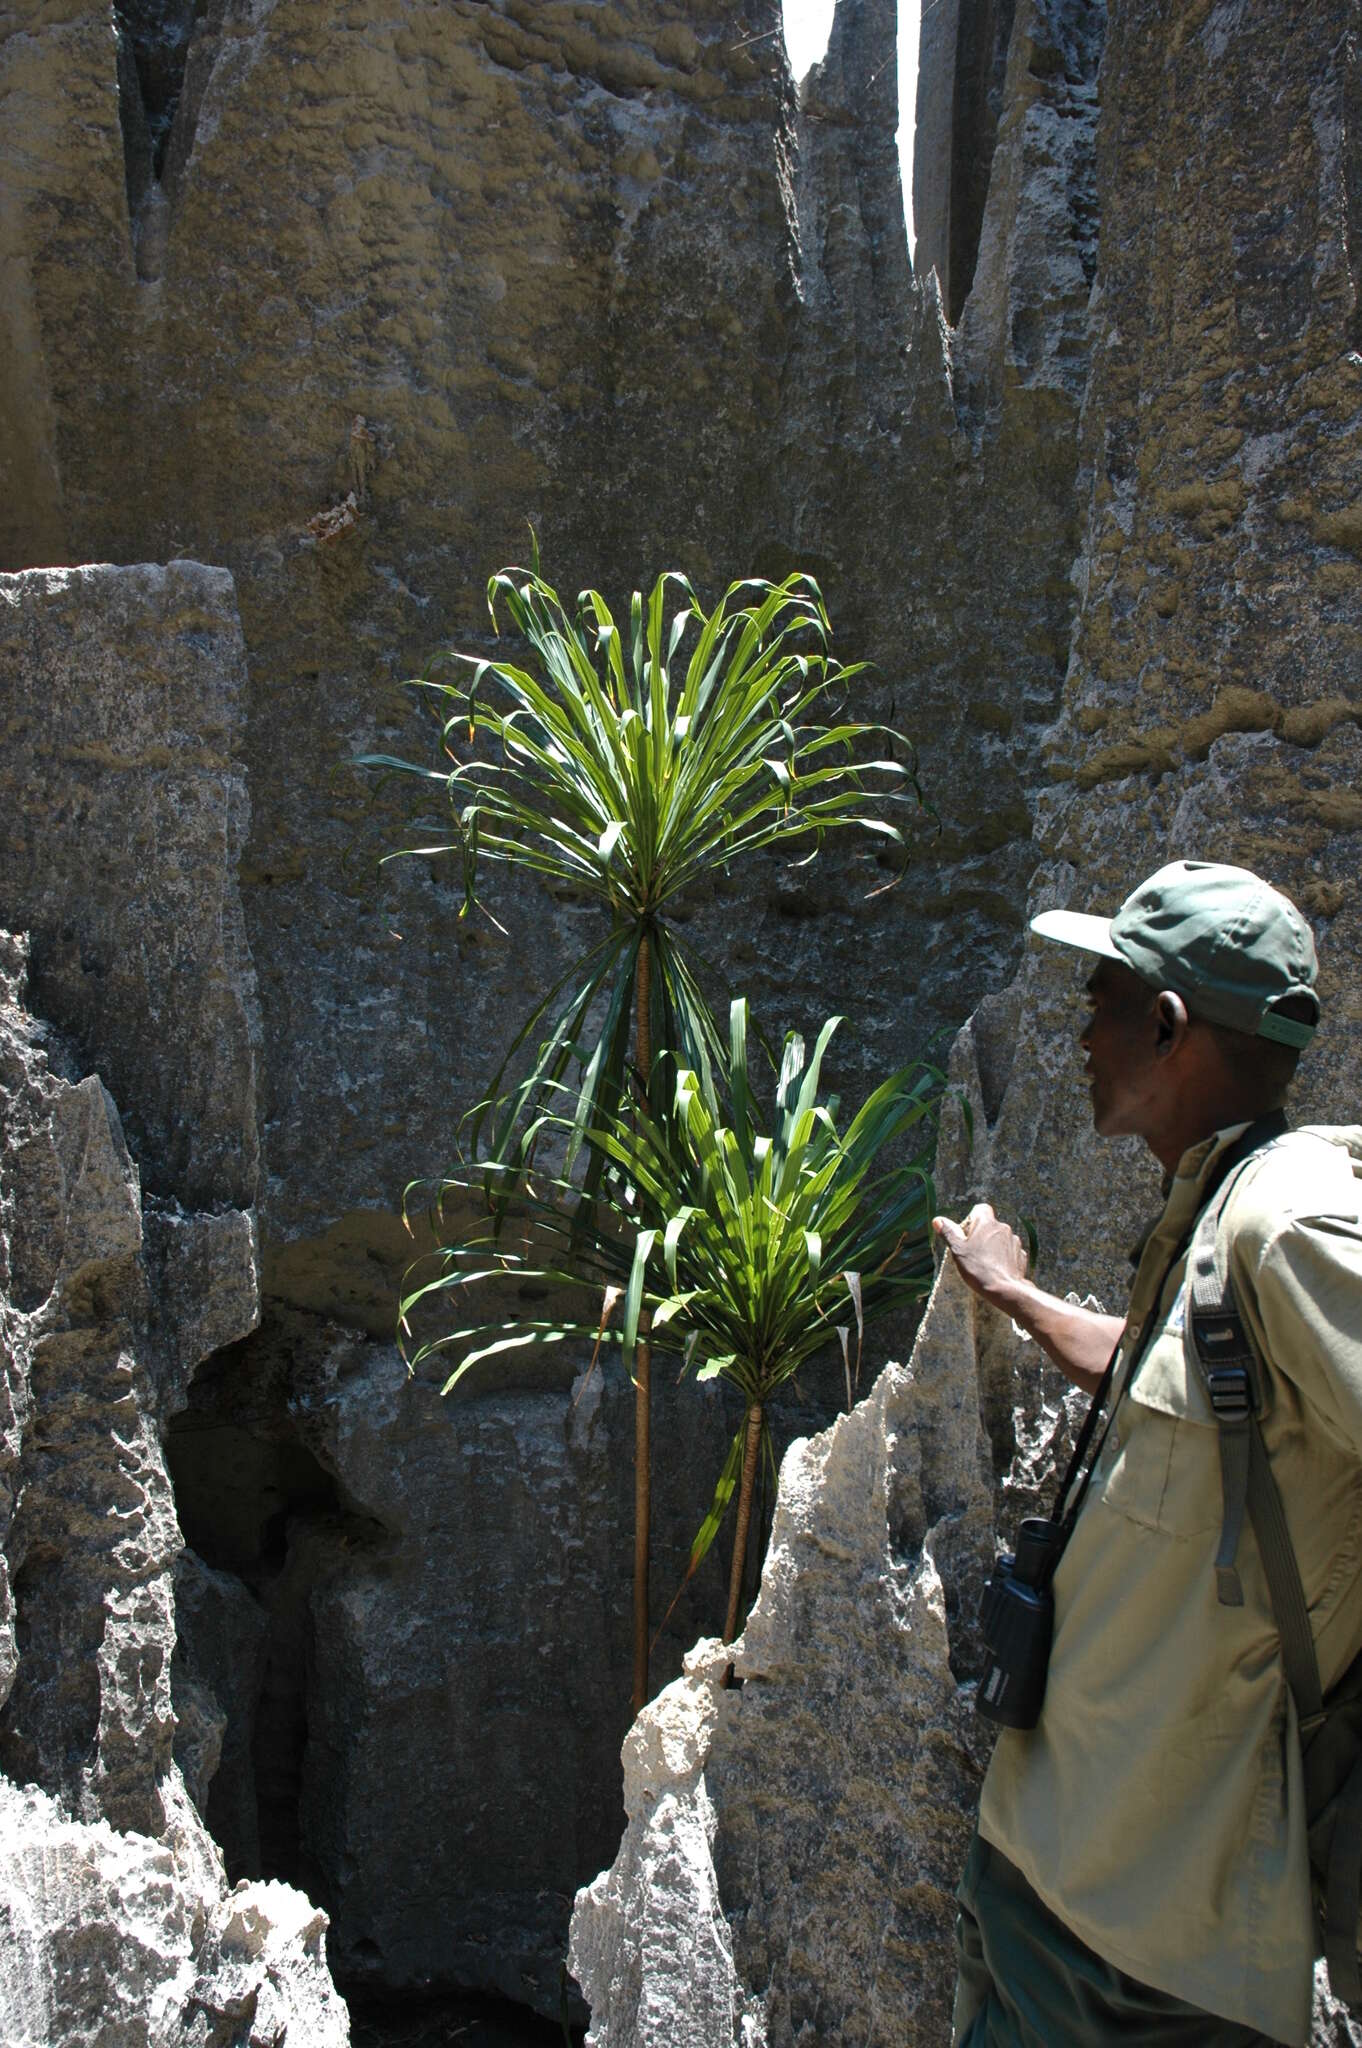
[0,561,260,1212]
[0,559,348,2041]
[0,931,346,2046]
[168,1304,854,2010]
[0,0,1099,1260]
[1,1778,346,2048]
[569,1261,998,2048]
[2,0,1358,2035]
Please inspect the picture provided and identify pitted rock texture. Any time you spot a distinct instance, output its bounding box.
[0,0,1100,1266]
[0,562,260,1213]
[0,933,346,2044]
[0,5,1108,2002]
[569,1641,767,2048]
[0,1777,349,2048]
[937,0,1362,1320]
[1,930,181,1838]
[569,1260,997,2048]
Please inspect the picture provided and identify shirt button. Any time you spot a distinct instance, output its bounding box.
[1127,1321,1141,1341]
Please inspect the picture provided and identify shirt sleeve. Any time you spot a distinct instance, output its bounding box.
[1241,1206,1362,1458]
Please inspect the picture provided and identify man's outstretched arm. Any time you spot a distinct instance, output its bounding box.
[932,1204,1125,1395]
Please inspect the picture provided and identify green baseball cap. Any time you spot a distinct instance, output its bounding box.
[1030,859,1320,1049]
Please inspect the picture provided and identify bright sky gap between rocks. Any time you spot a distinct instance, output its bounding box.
[782,0,920,258]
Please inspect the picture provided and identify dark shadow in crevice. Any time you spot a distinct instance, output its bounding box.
[166,1335,391,1893]
[945,0,1018,325]
[111,0,226,280]
[345,1981,581,2048]
[113,0,202,185]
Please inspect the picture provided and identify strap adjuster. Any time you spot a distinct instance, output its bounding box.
[1205,1364,1252,1421]
[1191,1309,1247,1353]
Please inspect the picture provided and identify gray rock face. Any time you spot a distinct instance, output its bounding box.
[0,0,1108,1999]
[0,0,1099,1262]
[569,1261,997,2048]
[167,1310,851,2010]
[0,930,178,1838]
[0,932,346,2045]
[0,556,347,2041]
[0,562,260,1212]
[914,0,1021,326]
[3,0,1357,2037]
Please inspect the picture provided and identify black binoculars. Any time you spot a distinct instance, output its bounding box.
[976,1517,1064,1729]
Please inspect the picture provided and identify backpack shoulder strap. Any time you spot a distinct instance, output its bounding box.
[1187,1181,1260,1608]
[1187,1162,1325,1727]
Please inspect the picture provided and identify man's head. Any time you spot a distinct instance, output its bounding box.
[1031,861,1320,1167]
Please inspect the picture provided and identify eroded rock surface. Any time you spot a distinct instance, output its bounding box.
[0,559,347,2040]
[0,0,1101,1261]
[569,1261,997,2048]
[3,0,1358,2035]
[0,561,259,1212]
[0,933,346,2045]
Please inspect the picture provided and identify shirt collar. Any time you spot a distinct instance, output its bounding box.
[1147,1121,1257,1253]
[1174,1120,1254,1189]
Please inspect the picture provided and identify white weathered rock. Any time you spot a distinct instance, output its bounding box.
[570,1260,998,2047]
[571,1642,763,2048]
[0,559,346,2042]
[0,1776,348,2048]
[0,935,347,2044]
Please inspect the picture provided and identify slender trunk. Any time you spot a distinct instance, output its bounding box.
[631,932,653,1717]
[723,1402,764,1644]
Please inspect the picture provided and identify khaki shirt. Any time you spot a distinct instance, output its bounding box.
[979,1123,1362,2046]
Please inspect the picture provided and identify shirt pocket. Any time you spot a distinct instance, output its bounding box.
[1097,1327,1222,1538]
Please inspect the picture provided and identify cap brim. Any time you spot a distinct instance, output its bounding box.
[1029,908,1124,959]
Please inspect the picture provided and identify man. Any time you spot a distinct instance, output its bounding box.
[935,859,1362,2046]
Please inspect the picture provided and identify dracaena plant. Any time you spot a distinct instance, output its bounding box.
[357,547,924,1709]
[400,1001,943,1649]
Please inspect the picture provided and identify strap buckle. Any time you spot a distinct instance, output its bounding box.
[1192,1308,1248,1354]
[1204,1364,1252,1421]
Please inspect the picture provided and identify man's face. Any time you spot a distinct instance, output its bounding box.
[1079,958,1165,1139]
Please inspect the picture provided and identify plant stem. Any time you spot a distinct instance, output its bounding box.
[632,930,653,1717]
[723,1402,765,1644]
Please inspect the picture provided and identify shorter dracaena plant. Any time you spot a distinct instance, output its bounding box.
[399,999,945,1647]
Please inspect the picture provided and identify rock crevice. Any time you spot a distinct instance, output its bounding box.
[0,562,348,2045]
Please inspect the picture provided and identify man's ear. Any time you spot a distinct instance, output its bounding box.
[1154,989,1189,1054]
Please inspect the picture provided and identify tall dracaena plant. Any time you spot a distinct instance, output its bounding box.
[359,552,923,1712]
[400,1001,944,1650]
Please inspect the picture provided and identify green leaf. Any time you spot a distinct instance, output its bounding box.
[687,1425,745,1571]
[664,1206,701,1289]
[622,1226,658,1360]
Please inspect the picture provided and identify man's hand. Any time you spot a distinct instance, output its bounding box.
[932,1203,1029,1307]
[932,1201,1125,1394]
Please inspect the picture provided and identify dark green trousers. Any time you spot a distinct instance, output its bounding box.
[953,1832,1284,2046]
